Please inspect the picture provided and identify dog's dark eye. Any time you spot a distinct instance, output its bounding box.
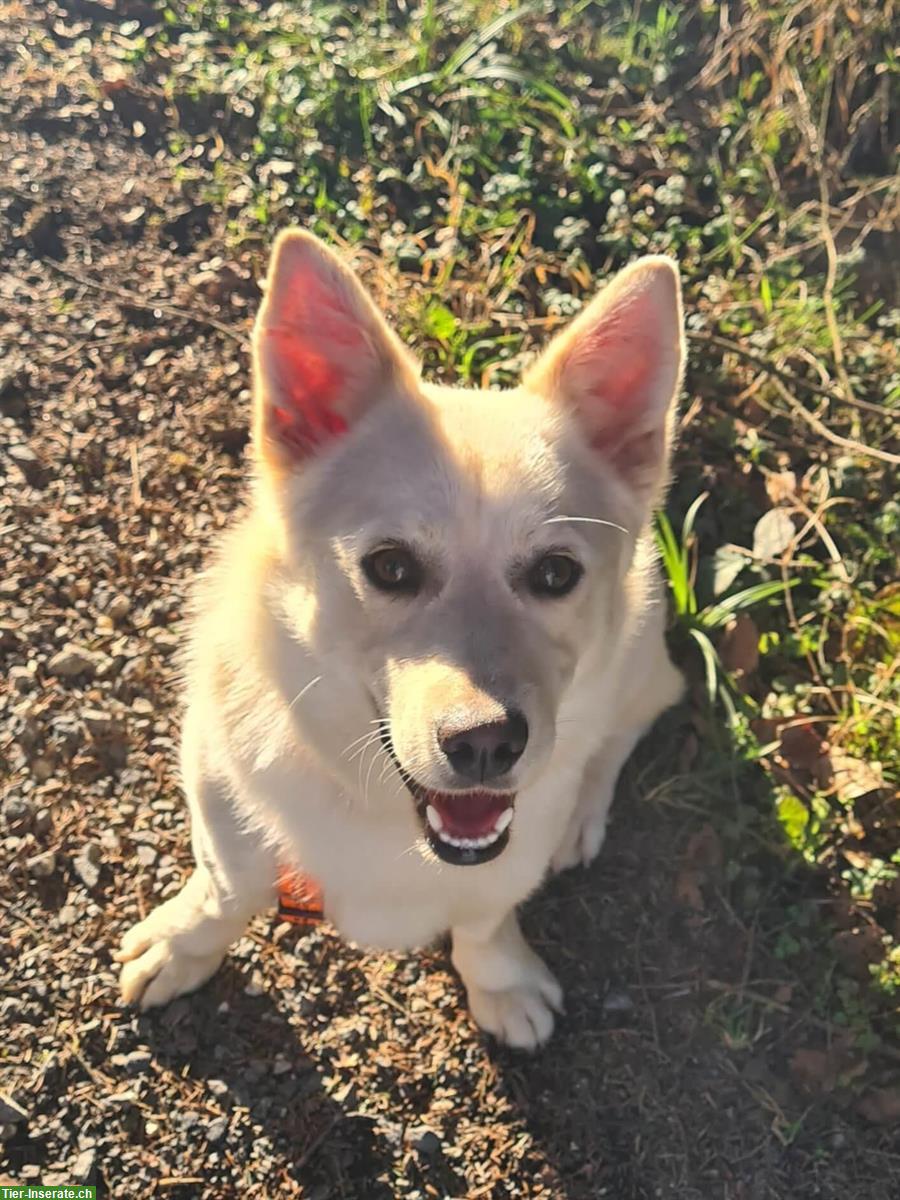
[527,554,583,598]
[363,546,423,595]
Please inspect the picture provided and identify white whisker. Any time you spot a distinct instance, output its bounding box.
[343,729,382,760]
[544,515,628,535]
[287,674,322,711]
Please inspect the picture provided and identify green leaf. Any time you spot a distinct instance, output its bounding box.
[689,626,720,706]
[424,302,458,343]
[704,579,797,629]
[777,789,809,850]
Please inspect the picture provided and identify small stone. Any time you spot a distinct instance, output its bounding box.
[244,972,265,997]
[0,1092,29,1123]
[82,709,117,737]
[26,849,57,878]
[107,594,131,621]
[73,842,102,889]
[71,1148,95,1181]
[111,1050,153,1075]
[602,989,634,1013]
[9,665,36,693]
[208,1079,229,1096]
[136,844,157,867]
[8,443,44,484]
[406,1127,441,1156]
[2,795,33,830]
[48,644,105,679]
[99,828,121,853]
[206,1116,228,1143]
[57,905,78,926]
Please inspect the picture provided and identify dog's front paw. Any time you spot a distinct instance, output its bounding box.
[118,934,225,1010]
[115,881,232,1009]
[466,967,563,1050]
[551,808,608,873]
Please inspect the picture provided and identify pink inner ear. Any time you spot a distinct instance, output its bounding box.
[571,292,676,444]
[260,251,380,459]
[267,331,350,456]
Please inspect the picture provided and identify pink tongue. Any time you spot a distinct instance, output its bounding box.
[428,790,512,837]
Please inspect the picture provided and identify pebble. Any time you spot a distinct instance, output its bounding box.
[111,1050,153,1075]
[0,1093,29,1124]
[73,842,102,889]
[136,844,157,867]
[26,849,57,878]
[206,1116,228,1143]
[2,795,33,830]
[9,665,36,692]
[82,708,118,737]
[406,1126,441,1157]
[71,1148,96,1181]
[47,644,110,679]
[602,989,634,1013]
[107,594,131,621]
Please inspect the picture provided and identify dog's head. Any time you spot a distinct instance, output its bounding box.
[252,231,683,865]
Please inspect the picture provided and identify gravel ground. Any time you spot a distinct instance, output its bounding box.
[2,4,898,1197]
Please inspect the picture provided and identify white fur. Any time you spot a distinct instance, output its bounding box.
[116,233,686,1049]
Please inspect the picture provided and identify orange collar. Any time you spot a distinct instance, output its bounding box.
[276,865,325,927]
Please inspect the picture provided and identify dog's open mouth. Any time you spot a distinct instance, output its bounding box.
[380,729,514,865]
[416,786,514,865]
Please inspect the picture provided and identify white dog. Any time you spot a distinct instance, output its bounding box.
[116,230,684,1048]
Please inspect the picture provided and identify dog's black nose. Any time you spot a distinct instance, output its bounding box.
[439,711,528,783]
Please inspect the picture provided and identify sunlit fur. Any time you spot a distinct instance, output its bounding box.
[117,231,685,1048]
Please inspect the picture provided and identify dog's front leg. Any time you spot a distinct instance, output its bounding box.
[116,762,277,1011]
[451,910,562,1049]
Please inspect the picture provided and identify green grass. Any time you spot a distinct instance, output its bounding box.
[107,0,898,1015]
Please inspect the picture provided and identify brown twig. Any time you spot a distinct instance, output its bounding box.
[686,330,891,419]
[48,262,248,345]
[769,376,900,465]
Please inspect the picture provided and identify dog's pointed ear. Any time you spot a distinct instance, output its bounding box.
[252,230,416,469]
[524,256,684,505]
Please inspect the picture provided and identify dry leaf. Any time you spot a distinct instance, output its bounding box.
[828,750,884,802]
[752,508,795,559]
[675,824,724,912]
[857,1087,900,1126]
[832,926,884,979]
[674,869,704,912]
[720,613,759,676]
[790,1042,863,1095]
[685,824,724,870]
[765,470,797,505]
[790,1048,835,1094]
[780,722,827,772]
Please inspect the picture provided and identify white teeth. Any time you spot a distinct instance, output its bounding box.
[429,805,515,851]
[438,831,500,850]
[494,808,514,833]
[425,804,444,833]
